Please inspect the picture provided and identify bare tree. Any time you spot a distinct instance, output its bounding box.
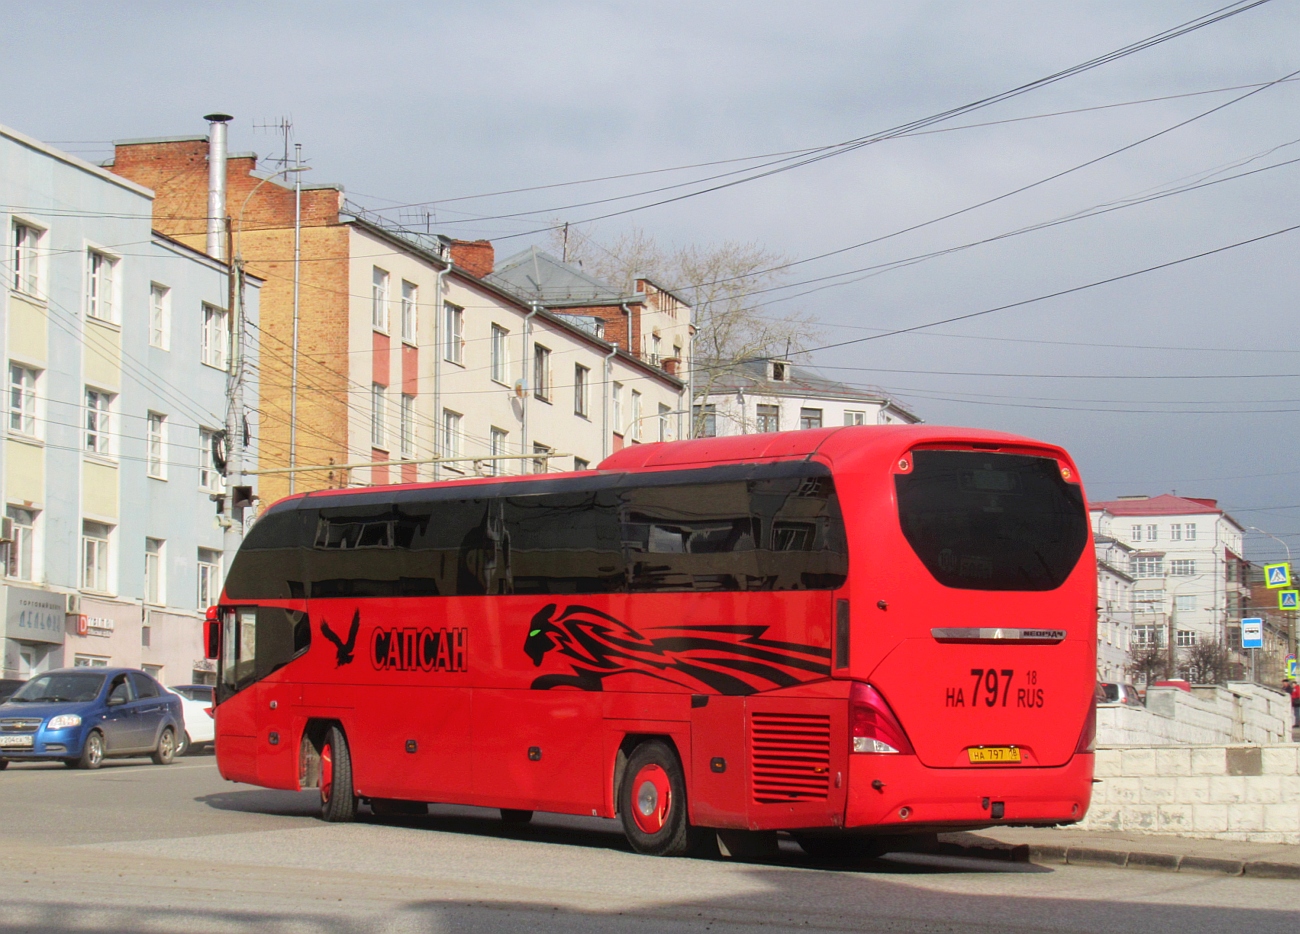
[548,224,820,435]
[1128,642,1168,689]
[1179,638,1231,685]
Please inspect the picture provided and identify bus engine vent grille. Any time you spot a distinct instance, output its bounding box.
[749,712,832,804]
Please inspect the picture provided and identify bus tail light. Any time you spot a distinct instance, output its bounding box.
[1075,696,1097,754]
[849,682,914,755]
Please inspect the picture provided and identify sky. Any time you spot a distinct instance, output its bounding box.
[4,0,1300,559]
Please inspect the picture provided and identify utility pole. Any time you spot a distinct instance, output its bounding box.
[224,217,247,555]
[289,142,302,494]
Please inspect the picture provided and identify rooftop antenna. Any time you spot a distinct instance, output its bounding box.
[562,222,569,262]
[253,116,294,168]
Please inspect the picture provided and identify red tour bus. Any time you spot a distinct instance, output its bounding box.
[208,425,1097,857]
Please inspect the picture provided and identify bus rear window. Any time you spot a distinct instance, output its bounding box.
[895,450,1088,591]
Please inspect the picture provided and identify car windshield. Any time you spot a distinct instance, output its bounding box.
[9,673,106,704]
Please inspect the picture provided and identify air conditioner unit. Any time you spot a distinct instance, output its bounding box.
[0,517,12,543]
[65,593,80,615]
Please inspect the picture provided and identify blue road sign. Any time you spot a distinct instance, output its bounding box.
[1281,590,1299,611]
[1241,618,1264,649]
[1265,563,1291,589]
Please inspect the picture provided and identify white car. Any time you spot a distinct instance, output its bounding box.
[165,684,215,755]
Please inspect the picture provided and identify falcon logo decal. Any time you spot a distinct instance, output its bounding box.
[320,609,360,667]
[524,603,830,694]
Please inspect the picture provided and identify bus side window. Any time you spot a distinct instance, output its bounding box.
[621,482,762,592]
[505,490,624,595]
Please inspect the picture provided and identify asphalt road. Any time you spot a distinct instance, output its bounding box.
[0,755,1295,934]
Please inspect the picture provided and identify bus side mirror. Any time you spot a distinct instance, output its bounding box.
[205,608,220,660]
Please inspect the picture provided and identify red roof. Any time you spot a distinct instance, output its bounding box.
[1089,493,1222,517]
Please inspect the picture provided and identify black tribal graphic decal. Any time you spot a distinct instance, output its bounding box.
[523,603,830,694]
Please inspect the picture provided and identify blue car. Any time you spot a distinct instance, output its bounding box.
[0,667,183,770]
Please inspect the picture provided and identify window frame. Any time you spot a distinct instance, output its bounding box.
[149,283,171,350]
[756,403,780,433]
[694,403,717,438]
[85,248,118,323]
[371,384,388,450]
[630,390,642,441]
[658,403,671,443]
[574,364,589,418]
[533,343,551,402]
[444,303,464,365]
[399,393,416,459]
[5,505,36,582]
[146,411,167,480]
[490,324,509,384]
[12,221,42,297]
[612,381,623,435]
[197,547,222,610]
[799,407,823,430]
[372,267,390,333]
[201,303,230,370]
[442,409,462,461]
[84,387,114,456]
[81,520,112,594]
[489,426,508,477]
[9,363,38,437]
[144,537,165,606]
[199,427,224,493]
[400,280,417,344]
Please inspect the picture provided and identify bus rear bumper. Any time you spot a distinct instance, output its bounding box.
[844,752,1094,831]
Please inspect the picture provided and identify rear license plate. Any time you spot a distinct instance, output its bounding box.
[968,746,1020,764]
[0,734,34,748]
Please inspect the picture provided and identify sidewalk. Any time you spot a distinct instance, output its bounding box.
[937,826,1300,879]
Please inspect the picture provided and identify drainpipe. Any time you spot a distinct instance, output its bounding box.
[203,114,232,261]
[601,344,617,460]
[433,252,447,481]
[521,301,540,472]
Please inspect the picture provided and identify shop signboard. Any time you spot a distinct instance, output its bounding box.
[3,586,66,645]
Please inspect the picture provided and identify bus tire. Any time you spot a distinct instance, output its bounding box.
[500,808,533,825]
[319,725,358,823]
[619,740,696,857]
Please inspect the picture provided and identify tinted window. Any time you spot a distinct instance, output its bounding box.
[224,464,848,599]
[895,450,1088,591]
[10,673,105,703]
[129,672,160,698]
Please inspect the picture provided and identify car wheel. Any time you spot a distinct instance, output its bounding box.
[618,740,701,857]
[175,731,191,758]
[319,724,357,823]
[500,809,533,825]
[151,727,176,765]
[77,730,105,770]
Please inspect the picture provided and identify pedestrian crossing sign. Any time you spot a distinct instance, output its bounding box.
[1264,562,1291,589]
[1281,590,1300,611]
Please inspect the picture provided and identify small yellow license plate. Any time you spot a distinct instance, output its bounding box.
[968,746,1021,764]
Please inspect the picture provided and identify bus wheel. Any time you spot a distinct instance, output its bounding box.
[500,809,533,825]
[319,725,358,823]
[619,740,695,857]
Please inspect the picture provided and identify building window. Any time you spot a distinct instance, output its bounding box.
[147,412,167,479]
[86,250,115,321]
[145,538,164,605]
[1170,523,1182,542]
[1169,559,1196,577]
[81,521,111,593]
[150,284,170,350]
[658,403,671,442]
[201,303,229,370]
[400,280,417,343]
[400,394,415,458]
[771,361,788,382]
[531,344,551,401]
[442,409,461,460]
[1174,594,1196,613]
[844,410,866,426]
[612,382,623,435]
[1130,525,1142,542]
[489,427,508,476]
[74,654,109,668]
[371,384,387,449]
[756,404,780,433]
[630,390,643,441]
[1132,626,1163,647]
[574,457,590,471]
[13,222,41,296]
[694,403,717,438]
[197,547,222,610]
[574,364,589,418]
[9,364,38,436]
[799,407,823,430]
[1184,523,1196,541]
[532,442,552,474]
[85,388,113,455]
[444,303,463,364]
[1146,524,1158,541]
[490,324,509,384]
[1175,629,1196,648]
[5,506,36,581]
[372,267,389,332]
[199,427,224,492]
[1130,556,1164,579]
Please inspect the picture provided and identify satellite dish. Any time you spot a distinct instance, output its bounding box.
[513,380,526,399]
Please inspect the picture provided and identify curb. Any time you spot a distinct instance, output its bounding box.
[937,838,1300,880]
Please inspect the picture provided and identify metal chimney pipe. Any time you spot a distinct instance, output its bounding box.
[204,113,233,260]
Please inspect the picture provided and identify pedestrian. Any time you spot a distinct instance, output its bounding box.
[1291,679,1300,729]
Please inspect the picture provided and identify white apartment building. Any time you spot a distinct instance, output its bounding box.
[1094,536,1135,682]
[1090,494,1249,654]
[694,359,919,437]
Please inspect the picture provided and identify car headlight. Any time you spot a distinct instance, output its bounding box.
[47,714,82,731]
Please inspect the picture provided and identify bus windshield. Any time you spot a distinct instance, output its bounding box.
[895,449,1088,591]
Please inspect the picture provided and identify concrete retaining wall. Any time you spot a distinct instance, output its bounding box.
[1077,745,1300,844]
[1097,682,1290,746]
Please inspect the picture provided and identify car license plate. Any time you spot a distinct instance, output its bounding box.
[0,734,33,748]
[968,746,1020,764]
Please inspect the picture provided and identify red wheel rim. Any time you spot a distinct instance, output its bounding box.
[320,743,334,803]
[630,763,672,834]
